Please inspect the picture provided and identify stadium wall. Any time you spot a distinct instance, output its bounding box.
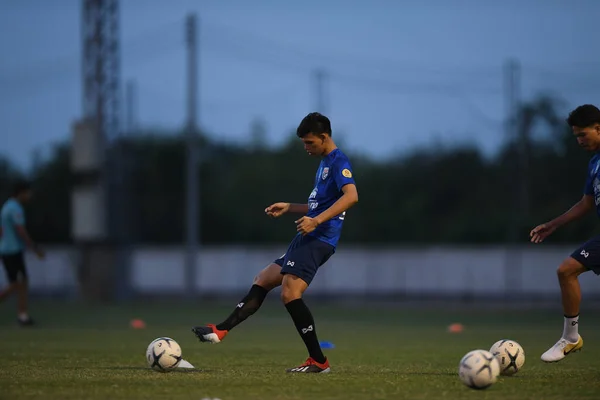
[4,245,598,299]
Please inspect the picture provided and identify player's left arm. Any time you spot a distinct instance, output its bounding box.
[313,184,358,225]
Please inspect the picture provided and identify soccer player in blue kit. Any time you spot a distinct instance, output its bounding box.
[192,112,359,373]
[0,181,45,326]
[530,104,600,362]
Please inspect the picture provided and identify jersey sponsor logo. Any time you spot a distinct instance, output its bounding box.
[308,187,319,210]
[594,178,600,205]
[342,168,352,178]
[321,167,329,180]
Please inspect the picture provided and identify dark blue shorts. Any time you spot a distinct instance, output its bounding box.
[1,252,27,283]
[274,234,335,285]
[571,235,600,275]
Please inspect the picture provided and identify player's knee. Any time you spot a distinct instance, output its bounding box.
[253,276,274,290]
[557,258,585,281]
[253,266,282,291]
[280,287,301,304]
[280,274,308,303]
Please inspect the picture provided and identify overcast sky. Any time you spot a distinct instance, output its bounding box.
[1,0,599,170]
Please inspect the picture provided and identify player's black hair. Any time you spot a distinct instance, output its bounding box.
[296,112,332,138]
[12,180,31,197]
[566,104,600,128]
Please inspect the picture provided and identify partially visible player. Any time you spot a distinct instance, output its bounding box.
[530,104,600,362]
[0,181,45,326]
[192,112,359,373]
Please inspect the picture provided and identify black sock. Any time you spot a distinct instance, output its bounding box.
[285,298,326,364]
[216,284,269,331]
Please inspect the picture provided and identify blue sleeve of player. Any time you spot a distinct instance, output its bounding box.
[333,160,355,191]
[584,159,596,195]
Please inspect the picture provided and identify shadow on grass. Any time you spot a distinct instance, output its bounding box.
[399,372,456,377]
[84,366,208,374]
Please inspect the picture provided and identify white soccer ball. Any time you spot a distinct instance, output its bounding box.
[489,339,525,376]
[146,337,182,372]
[458,349,500,390]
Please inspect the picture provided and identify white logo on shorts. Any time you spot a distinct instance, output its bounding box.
[286,261,295,267]
[581,249,589,259]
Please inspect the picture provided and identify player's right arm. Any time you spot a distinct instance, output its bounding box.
[265,202,308,218]
[530,194,594,243]
[287,203,309,214]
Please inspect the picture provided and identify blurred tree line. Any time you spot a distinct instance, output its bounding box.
[1,97,598,245]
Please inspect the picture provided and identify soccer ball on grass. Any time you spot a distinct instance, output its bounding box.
[458,349,500,390]
[489,339,525,376]
[146,337,182,372]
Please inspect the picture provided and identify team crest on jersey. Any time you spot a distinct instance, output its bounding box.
[321,167,329,180]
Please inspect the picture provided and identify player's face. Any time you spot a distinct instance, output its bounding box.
[573,124,600,151]
[301,133,327,156]
[18,189,32,203]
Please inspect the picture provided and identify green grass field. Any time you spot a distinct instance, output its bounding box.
[1,299,599,400]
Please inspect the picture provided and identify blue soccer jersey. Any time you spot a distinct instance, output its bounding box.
[306,148,355,247]
[584,153,600,216]
[0,198,26,255]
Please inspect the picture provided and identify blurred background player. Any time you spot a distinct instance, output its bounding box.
[0,181,45,326]
[530,104,600,362]
[192,112,359,373]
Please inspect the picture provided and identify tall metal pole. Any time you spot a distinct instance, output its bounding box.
[78,0,123,300]
[504,58,522,299]
[314,69,327,113]
[185,13,199,297]
[506,58,522,242]
[125,79,137,134]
